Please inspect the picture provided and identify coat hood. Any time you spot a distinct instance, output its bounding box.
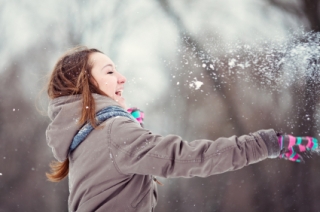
[46,94,121,162]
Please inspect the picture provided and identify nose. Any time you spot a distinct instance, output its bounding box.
[117,72,126,84]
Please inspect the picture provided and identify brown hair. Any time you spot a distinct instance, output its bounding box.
[46,46,105,182]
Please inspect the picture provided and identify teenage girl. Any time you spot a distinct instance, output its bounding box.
[46,46,318,212]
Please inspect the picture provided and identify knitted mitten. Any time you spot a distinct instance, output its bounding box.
[127,107,144,127]
[278,134,318,162]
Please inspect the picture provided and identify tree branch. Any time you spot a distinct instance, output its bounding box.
[266,0,304,18]
[156,0,245,135]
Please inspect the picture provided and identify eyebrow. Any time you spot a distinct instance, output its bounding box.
[101,64,113,71]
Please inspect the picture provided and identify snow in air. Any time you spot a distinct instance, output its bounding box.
[189,78,204,90]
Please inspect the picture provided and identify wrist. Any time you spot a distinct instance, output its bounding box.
[257,129,281,158]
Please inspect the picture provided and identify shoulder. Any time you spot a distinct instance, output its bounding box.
[109,116,150,140]
[108,116,156,153]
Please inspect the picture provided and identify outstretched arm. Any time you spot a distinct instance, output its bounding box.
[108,117,279,178]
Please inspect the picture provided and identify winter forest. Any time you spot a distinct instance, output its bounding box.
[1,0,320,211]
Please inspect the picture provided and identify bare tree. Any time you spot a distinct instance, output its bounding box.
[154,0,320,212]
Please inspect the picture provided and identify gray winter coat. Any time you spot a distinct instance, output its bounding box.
[46,94,280,212]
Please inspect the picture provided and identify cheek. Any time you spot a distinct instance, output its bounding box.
[102,78,116,94]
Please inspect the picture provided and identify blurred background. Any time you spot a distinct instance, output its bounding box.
[1,0,320,211]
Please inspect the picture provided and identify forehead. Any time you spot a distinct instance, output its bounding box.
[89,52,113,67]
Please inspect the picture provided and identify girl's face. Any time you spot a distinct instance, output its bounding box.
[90,52,127,108]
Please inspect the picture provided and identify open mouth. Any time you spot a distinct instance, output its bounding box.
[115,90,123,97]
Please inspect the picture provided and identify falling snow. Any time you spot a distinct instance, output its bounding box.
[189,78,204,90]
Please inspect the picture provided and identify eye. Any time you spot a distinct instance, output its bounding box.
[107,71,114,74]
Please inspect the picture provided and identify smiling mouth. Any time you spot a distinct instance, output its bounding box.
[115,90,123,97]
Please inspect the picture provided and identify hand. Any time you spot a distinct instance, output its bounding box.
[127,107,144,127]
[278,134,319,162]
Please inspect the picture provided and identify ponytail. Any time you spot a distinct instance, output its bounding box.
[46,159,69,182]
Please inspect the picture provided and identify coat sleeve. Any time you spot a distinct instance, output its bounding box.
[108,117,279,178]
